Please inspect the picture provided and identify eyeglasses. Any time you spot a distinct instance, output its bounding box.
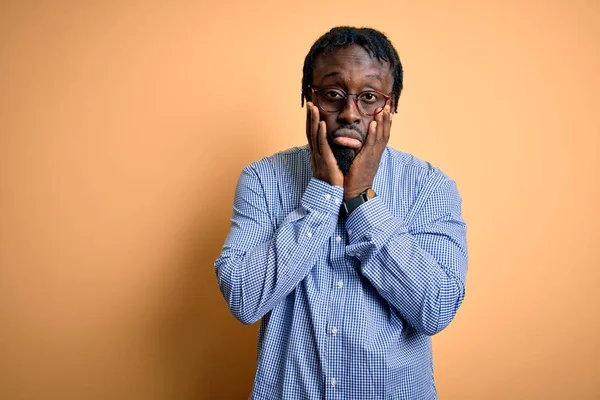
[310,86,391,117]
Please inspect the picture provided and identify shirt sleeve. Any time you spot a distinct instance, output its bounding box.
[344,178,468,335]
[215,165,343,324]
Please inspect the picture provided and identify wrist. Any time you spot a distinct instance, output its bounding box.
[344,186,372,201]
[342,188,376,216]
[315,172,343,188]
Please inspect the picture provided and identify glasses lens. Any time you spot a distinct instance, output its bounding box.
[316,88,346,112]
[315,89,387,115]
[357,91,387,115]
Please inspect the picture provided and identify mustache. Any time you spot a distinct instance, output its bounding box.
[329,124,365,138]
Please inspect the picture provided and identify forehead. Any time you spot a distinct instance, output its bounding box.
[312,44,392,86]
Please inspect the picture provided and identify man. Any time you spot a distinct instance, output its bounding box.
[215,26,468,399]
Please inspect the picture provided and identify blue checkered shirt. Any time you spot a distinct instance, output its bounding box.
[215,145,468,399]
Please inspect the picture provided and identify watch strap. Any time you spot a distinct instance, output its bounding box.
[342,189,375,216]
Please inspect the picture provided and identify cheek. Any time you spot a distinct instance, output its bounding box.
[360,118,371,130]
[358,118,373,135]
[320,113,337,127]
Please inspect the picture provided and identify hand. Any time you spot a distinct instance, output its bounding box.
[343,106,392,200]
[306,102,344,187]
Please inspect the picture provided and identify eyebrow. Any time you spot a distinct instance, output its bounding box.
[321,72,340,79]
[365,74,383,82]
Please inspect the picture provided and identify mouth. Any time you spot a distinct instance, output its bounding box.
[330,128,363,150]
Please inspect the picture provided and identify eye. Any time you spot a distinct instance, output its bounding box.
[322,89,346,100]
[358,91,380,103]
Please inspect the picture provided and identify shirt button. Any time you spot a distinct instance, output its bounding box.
[335,235,342,242]
[334,198,341,205]
[347,229,353,235]
[331,326,338,336]
[355,252,361,257]
[331,378,337,387]
[337,280,343,288]
[324,194,331,200]
[306,232,312,238]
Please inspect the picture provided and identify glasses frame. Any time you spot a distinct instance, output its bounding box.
[309,86,391,117]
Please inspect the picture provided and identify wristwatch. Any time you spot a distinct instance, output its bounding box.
[342,188,376,216]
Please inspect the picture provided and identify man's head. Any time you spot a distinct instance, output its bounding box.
[302,26,403,174]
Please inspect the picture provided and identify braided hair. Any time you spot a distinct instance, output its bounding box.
[301,26,403,113]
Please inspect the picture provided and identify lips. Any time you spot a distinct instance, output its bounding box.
[331,128,363,149]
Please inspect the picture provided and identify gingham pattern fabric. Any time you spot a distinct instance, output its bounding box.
[215,145,468,399]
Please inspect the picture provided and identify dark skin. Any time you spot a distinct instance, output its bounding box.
[305,44,394,201]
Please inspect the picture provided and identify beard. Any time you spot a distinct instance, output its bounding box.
[329,144,356,175]
[328,124,364,175]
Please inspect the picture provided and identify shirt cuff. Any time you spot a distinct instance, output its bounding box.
[345,197,408,249]
[301,178,344,215]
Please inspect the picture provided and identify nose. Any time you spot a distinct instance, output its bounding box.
[336,96,362,125]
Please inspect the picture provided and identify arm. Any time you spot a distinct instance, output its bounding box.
[215,166,342,325]
[345,178,468,335]
[215,103,344,325]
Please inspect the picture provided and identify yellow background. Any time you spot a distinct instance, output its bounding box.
[1,1,599,399]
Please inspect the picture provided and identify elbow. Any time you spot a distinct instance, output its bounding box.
[216,257,262,326]
[218,286,262,325]
[419,316,453,336]
[230,306,261,325]
[418,284,465,336]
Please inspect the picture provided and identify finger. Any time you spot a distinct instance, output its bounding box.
[306,101,311,135]
[364,119,378,148]
[376,105,384,122]
[317,120,331,158]
[306,101,312,151]
[364,107,382,148]
[307,102,317,153]
[311,104,321,155]
[382,106,392,142]
[375,106,387,142]
[379,106,391,142]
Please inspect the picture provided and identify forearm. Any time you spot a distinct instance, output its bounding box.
[216,175,342,324]
[345,182,468,335]
[216,208,336,324]
[354,229,466,335]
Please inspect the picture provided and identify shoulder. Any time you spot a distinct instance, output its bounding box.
[384,146,455,191]
[383,147,463,226]
[244,145,310,174]
[240,146,312,201]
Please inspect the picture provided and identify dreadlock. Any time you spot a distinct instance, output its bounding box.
[302,26,403,113]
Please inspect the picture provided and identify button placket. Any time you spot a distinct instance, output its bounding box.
[327,272,346,396]
[326,221,347,397]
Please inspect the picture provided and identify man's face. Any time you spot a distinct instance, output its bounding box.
[310,44,394,173]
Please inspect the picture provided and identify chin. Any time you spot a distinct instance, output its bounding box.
[331,146,356,175]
